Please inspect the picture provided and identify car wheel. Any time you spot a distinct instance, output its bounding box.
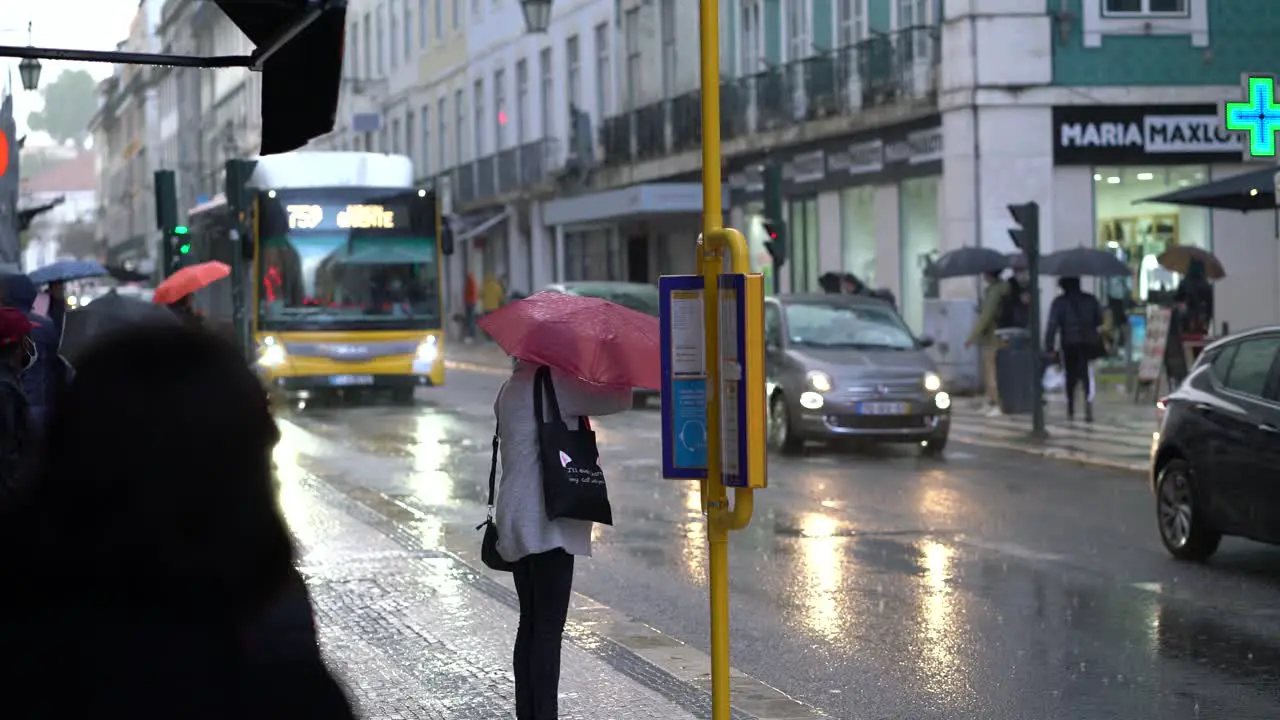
[769,393,804,456]
[391,387,416,405]
[632,392,649,409]
[921,432,948,456]
[1156,458,1221,562]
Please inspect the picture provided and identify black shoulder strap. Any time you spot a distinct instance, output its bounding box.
[532,365,588,430]
[485,420,500,508]
[533,365,563,423]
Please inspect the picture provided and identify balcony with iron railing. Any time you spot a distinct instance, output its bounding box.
[601,26,940,167]
[443,137,564,209]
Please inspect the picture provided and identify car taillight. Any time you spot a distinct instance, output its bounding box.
[1156,397,1169,424]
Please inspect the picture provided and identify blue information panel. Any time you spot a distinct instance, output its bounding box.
[659,275,708,480]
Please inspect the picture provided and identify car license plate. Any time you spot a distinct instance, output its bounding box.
[330,374,374,387]
[857,402,909,415]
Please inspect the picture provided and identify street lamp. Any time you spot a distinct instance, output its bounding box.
[520,0,553,33]
[17,23,39,91]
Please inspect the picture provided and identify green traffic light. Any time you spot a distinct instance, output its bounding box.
[173,225,189,234]
[179,243,191,254]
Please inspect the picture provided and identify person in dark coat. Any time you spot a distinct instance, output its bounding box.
[0,308,33,502]
[0,324,354,720]
[1044,276,1104,423]
[1175,258,1214,336]
[0,273,63,427]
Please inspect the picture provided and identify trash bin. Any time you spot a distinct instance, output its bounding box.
[995,328,1035,415]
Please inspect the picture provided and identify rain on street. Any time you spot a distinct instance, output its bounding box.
[277,365,1280,720]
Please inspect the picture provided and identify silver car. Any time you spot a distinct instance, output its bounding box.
[765,293,952,455]
[542,281,660,408]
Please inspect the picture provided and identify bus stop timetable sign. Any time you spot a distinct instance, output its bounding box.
[659,275,708,480]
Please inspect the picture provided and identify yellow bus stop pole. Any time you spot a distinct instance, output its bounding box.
[696,0,731,715]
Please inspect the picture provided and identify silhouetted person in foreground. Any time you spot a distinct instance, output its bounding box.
[0,324,354,720]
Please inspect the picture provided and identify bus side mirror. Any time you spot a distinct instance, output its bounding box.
[441,217,455,256]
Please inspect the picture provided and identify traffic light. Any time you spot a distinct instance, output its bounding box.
[155,169,177,231]
[174,225,191,255]
[1007,202,1040,256]
[762,218,787,268]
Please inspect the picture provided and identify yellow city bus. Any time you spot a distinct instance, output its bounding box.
[186,151,449,402]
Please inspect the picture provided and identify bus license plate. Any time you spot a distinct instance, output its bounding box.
[857,402,908,415]
[330,374,374,387]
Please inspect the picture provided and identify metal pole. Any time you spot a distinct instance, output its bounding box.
[1028,247,1046,439]
[698,0,732,716]
[0,44,251,68]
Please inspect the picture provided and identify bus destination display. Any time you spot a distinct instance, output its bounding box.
[285,203,401,231]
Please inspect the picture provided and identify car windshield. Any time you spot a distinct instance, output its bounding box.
[784,301,917,350]
[258,233,440,327]
[565,284,660,316]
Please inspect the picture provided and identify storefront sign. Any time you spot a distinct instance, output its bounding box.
[1053,105,1244,165]
[728,117,943,199]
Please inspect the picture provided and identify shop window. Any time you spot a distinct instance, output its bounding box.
[839,186,875,287]
[898,176,940,334]
[787,198,819,293]
[1092,166,1210,305]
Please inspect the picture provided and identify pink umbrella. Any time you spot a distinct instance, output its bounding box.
[478,291,661,389]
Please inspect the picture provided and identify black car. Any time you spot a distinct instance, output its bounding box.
[1151,328,1280,561]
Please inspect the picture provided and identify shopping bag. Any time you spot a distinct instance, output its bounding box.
[533,365,613,525]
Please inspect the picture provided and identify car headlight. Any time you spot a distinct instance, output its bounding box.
[415,336,438,363]
[923,371,942,392]
[807,370,833,393]
[258,336,287,367]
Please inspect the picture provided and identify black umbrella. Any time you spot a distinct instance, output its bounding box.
[924,247,1009,278]
[60,290,180,363]
[1137,167,1277,212]
[1039,248,1130,278]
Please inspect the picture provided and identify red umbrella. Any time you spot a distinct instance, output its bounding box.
[478,291,661,389]
[153,261,231,305]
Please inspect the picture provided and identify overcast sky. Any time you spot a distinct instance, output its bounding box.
[10,0,137,137]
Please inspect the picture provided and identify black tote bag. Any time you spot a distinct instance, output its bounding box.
[475,422,515,572]
[533,365,613,525]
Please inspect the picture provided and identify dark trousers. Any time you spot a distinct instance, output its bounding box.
[512,549,575,720]
[1061,344,1092,418]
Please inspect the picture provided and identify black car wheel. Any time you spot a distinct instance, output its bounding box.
[391,387,416,405]
[1156,458,1221,562]
[632,391,649,409]
[769,393,804,456]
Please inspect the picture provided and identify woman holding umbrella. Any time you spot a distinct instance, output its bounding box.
[478,291,654,720]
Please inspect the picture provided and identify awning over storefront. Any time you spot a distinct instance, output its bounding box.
[1137,166,1279,212]
[542,183,729,226]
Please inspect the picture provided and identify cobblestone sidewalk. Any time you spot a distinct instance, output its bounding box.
[286,473,705,720]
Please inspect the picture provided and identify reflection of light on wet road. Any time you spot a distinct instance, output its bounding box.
[915,539,964,698]
[796,513,846,641]
[681,483,707,585]
[407,412,454,507]
[273,421,324,546]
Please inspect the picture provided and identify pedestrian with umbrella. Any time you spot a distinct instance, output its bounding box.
[1044,277,1105,423]
[0,273,68,429]
[475,291,653,720]
[153,261,232,328]
[0,308,35,502]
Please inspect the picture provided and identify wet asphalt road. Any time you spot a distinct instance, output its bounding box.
[278,368,1280,720]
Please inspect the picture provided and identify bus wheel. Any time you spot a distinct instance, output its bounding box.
[391,387,416,405]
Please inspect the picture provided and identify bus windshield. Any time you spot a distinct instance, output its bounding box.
[256,189,440,331]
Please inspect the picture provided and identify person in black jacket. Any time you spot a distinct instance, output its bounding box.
[0,324,354,719]
[0,308,33,501]
[1044,276,1104,423]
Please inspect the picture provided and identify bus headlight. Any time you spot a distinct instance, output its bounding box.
[258,336,288,367]
[415,336,438,364]
[924,371,942,392]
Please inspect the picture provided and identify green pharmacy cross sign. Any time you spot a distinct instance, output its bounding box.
[1225,75,1280,158]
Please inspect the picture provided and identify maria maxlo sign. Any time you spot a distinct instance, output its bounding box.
[1052,104,1243,165]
